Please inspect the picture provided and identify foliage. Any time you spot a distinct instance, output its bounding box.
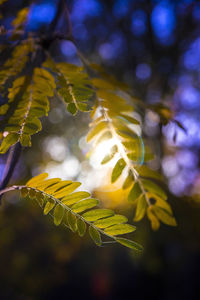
[0,4,178,251]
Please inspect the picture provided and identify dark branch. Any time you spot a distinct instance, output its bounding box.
[0,142,22,202]
[48,0,64,33]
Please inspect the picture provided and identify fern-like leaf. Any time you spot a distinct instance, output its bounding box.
[0,67,55,153]
[15,173,142,250]
[43,59,94,115]
[0,41,32,95]
[86,70,176,230]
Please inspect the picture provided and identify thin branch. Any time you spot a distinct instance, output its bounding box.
[48,0,64,33]
[62,0,73,40]
[0,143,21,201]
[0,185,21,197]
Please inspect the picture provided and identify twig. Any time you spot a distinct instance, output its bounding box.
[0,185,21,197]
[48,0,64,33]
[62,0,73,40]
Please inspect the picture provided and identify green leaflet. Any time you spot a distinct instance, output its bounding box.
[122,170,134,189]
[147,206,160,231]
[36,178,61,190]
[71,198,99,213]
[28,189,36,199]
[116,238,143,251]
[152,206,177,226]
[147,193,172,214]
[53,182,81,198]
[77,218,86,237]
[54,204,65,226]
[101,145,118,164]
[127,151,154,163]
[26,173,49,187]
[44,180,72,194]
[96,131,112,145]
[20,134,31,147]
[111,158,126,183]
[82,209,114,222]
[62,191,91,206]
[136,165,163,181]
[89,226,102,246]
[104,224,136,236]
[67,211,77,232]
[91,77,115,90]
[118,113,140,125]
[128,182,142,202]
[0,133,19,154]
[67,103,77,115]
[134,195,147,222]
[122,140,138,151]
[20,187,28,198]
[97,90,132,113]
[43,199,55,215]
[35,192,45,207]
[94,214,128,229]
[141,179,167,200]
[113,120,137,138]
[87,121,108,142]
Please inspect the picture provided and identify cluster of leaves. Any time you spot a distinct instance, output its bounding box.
[86,70,177,230]
[0,67,55,152]
[18,173,142,251]
[0,4,178,250]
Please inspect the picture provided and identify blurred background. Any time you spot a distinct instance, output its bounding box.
[0,0,200,299]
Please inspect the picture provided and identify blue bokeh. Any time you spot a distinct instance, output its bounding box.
[151,1,176,44]
[71,0,102,22]
[183,37,200,70]
[131,10,147,36]
[27,1,57,30]
[136,63,151,80]
[113,0,131,19]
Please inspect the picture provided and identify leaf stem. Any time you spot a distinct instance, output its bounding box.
[0,184,21,197]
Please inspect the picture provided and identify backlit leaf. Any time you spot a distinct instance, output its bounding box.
[62,191,90,205]
[26,173,49,187]
[122,170,134,189]
[94,214,128,229]
[67,211,77,232]
[111,158,126,183]
[116,238,143,251]
[142,179,167,200]
[71,198,99,213]
[82,209,114,222]
[77,218,86,237]
[153,206,177,226]
[104,224,136,236]
[87,121,108,142]
[128,182,142,202]
[43,199,55,215]
[89,226,102,246]
[134,195,147,222]
[54,204,65,226]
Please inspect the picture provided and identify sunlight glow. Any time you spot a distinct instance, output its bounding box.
[89,137,120,169]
